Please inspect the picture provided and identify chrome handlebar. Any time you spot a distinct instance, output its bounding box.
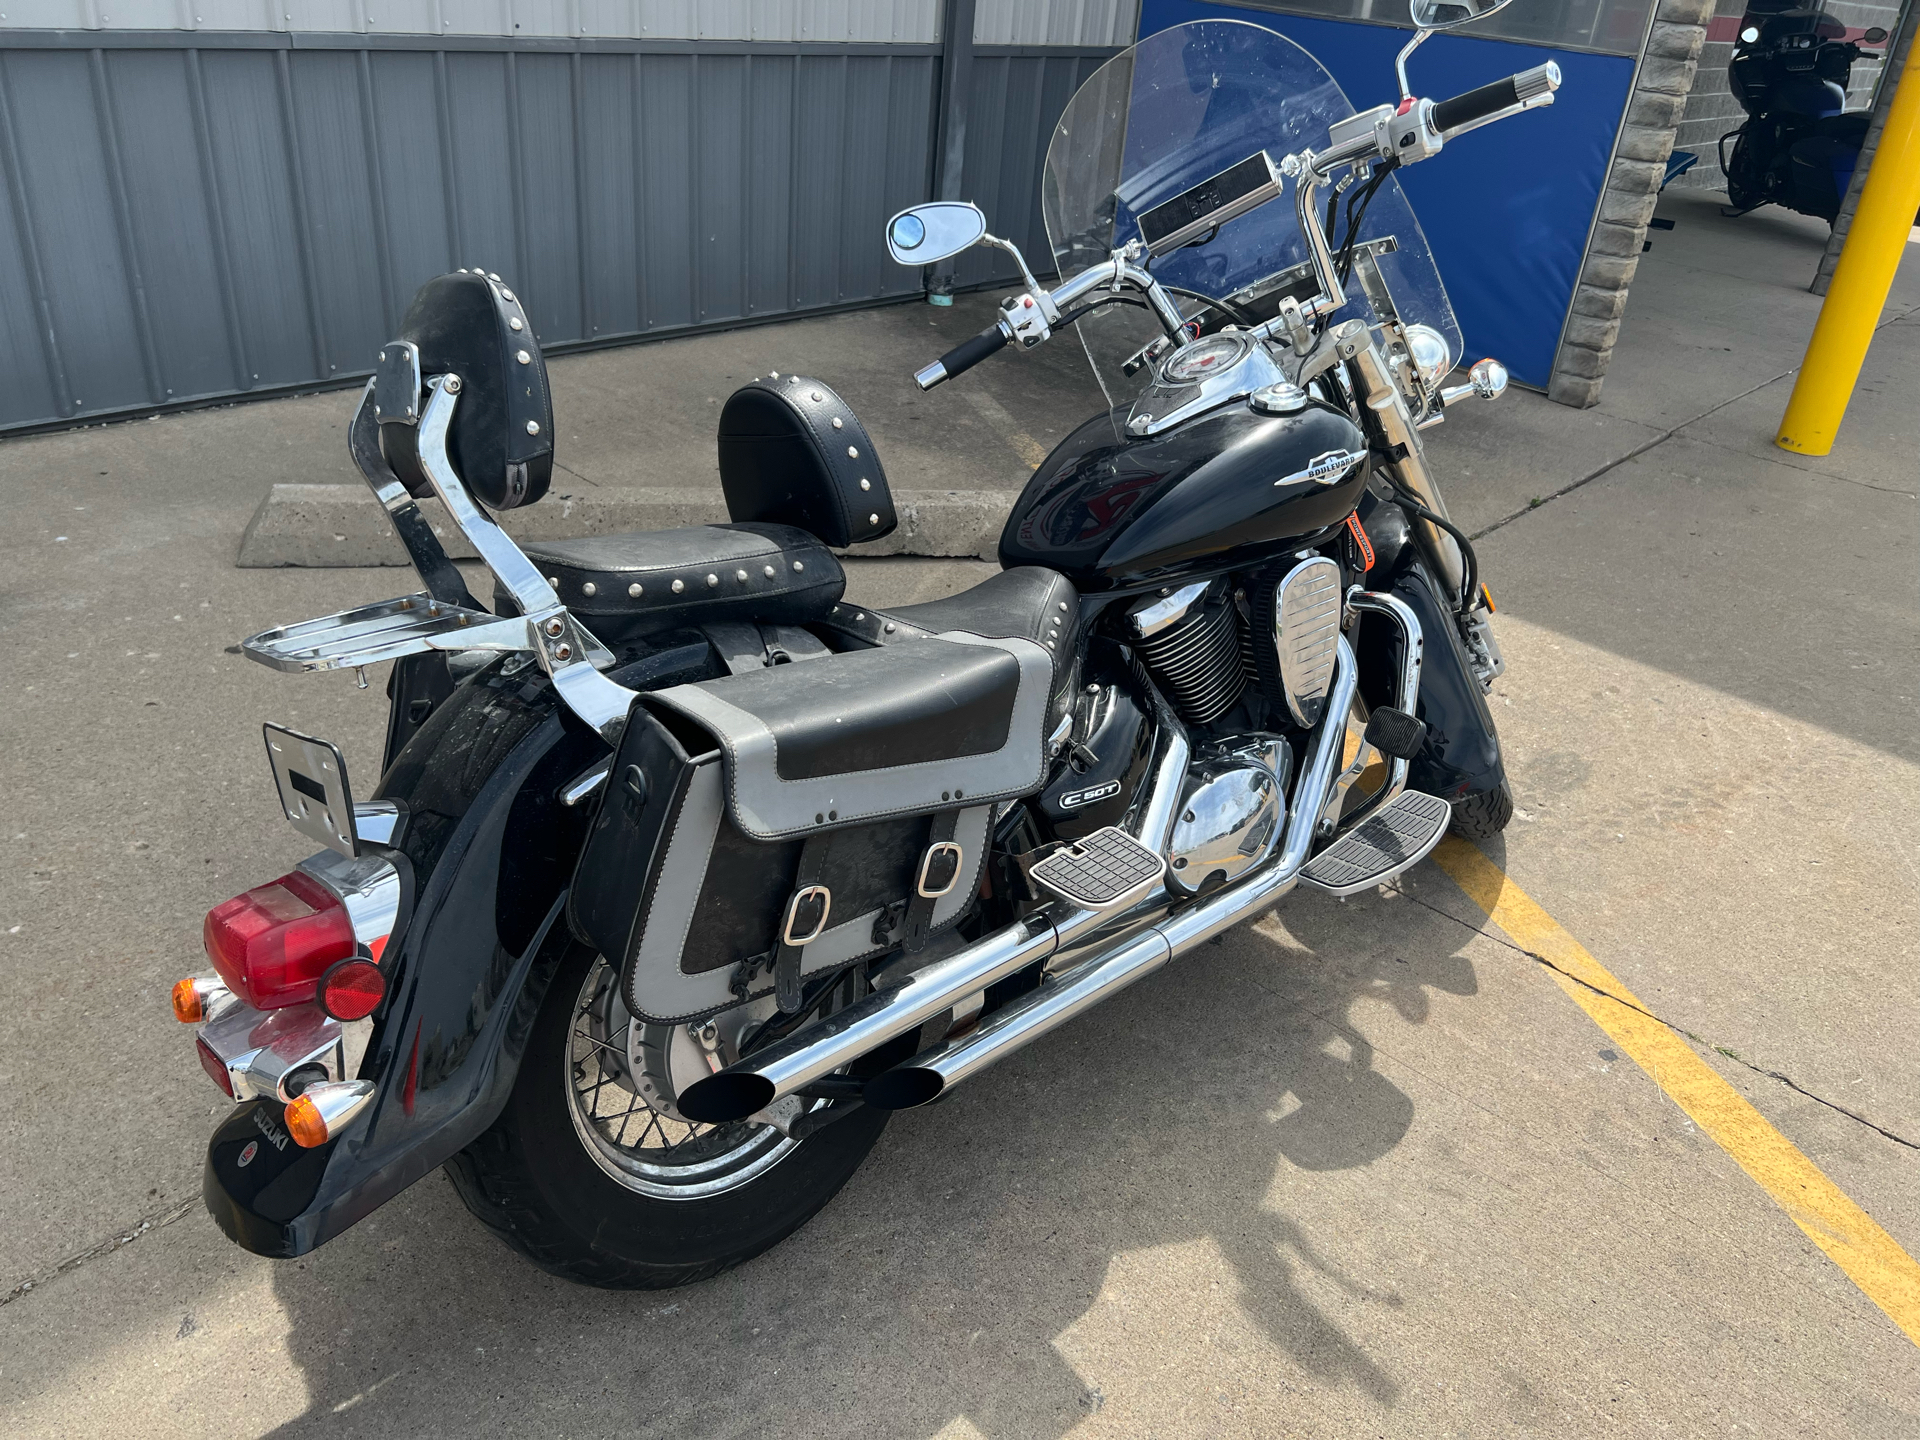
[910,61,1560,386]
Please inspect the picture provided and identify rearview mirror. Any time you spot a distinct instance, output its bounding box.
[1863,25,1888,42]
[1409,0,1514,30]
[885,202,988,266]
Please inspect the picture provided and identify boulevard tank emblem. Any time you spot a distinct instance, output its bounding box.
[1279,449,1364,487]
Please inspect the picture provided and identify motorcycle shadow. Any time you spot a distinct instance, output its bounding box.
[263,868,1485,1438]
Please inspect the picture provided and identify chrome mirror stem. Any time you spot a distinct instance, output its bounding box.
[1394,28,1430,102]
[982,233,1058,323]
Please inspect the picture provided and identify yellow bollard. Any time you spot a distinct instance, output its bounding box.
[1776,43,1920,456]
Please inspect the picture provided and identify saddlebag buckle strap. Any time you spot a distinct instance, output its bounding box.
[902,812,962,954]
[782,886,833,948]
[775,836,836,1012]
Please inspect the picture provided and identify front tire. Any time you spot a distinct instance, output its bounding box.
[1449,779,1513,842]
[446,943,891,1289]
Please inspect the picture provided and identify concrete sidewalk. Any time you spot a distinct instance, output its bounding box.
[1,189,1917,1438]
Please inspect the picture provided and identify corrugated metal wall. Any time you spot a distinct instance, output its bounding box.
[973,0,1136,46]
[950,47,1114,289]
[0,0,1134,431]
[1,0,1137,44]
[0,1,942,40]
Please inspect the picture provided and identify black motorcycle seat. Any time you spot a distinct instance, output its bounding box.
[505,522,844,640]
[820,566,1081,691]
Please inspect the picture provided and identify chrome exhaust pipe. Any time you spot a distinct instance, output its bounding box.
[674,723,1192,1126]
[864,639,1358,1111]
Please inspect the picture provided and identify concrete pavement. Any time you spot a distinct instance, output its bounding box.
[1,189,1917,1437]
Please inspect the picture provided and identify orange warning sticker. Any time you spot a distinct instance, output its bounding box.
[1345,513,1375,571]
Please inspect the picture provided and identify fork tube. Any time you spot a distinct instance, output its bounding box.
[1341,335,1467,600]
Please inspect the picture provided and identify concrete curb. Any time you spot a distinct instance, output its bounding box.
[235,483,1021,567]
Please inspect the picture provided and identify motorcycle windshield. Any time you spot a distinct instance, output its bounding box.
[1042,19,1462,411]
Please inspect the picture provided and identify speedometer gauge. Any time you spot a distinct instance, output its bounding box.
[1161,333,1252,384]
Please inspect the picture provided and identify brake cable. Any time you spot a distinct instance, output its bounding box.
[1385,475,1480,615]
[1335,156,1400,288]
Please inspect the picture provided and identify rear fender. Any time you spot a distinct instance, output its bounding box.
[204,641,714,1257]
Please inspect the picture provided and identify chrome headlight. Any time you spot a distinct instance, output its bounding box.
[1404,324,1453,386]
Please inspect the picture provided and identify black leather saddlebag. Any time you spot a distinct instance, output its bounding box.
[377,271,553,510]
[718,375,896,547]
[569,634,1052,1023]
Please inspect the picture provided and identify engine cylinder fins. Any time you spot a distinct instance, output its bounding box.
[1133,592,1247,725]
[1274,556,1342,728]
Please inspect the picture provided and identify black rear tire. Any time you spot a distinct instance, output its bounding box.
[446,942,892,1289]
[1449,780,1513,842]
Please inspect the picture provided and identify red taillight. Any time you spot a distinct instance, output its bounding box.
[196,1035,235,1096]
[320,958,387,1020]
[202,870,355,1010]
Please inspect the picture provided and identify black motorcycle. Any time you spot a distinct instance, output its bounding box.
[173,0,1557,1288]
[1721,0,1891,222]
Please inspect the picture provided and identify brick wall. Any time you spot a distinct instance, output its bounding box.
[1548,0,1717,405]
[1669,0,1902,191]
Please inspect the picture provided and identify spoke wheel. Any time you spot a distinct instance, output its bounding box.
[448,941,907,1289]
[564,956,802,1200]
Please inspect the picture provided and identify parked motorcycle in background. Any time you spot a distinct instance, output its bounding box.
[170,0,1556,1289]
[1721,0,1894,222]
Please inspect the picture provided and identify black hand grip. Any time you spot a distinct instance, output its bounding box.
[938,323,1010,379]
[1431,76,1523,135]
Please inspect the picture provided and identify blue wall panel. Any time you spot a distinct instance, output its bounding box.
[1139,1,1637,385]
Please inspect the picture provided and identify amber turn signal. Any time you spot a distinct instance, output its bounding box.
[284,1095,330,1148]
[173,976,232,1024]
[283,1079,377,1148]
[173,977,205,1023]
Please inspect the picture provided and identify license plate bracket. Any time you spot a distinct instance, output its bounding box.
[263,724,360,857]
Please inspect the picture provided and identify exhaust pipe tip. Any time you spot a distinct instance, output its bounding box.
[676,1072,775,1124]
[862,1067,946,1111]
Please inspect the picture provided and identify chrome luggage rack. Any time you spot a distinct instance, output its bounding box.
[243,593,535,674]
[239,372,637,741]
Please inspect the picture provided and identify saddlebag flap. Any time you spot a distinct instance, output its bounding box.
[569,634,1051,1023]
[648,633,1051,838]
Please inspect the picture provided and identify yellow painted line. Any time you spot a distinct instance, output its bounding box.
[1011,432,1049,470]
[1431,836,1920,1347]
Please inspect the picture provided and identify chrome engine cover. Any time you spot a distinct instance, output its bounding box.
[1166,739,1292,896]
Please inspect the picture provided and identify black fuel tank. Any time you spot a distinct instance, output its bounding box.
[998,400,1368,589]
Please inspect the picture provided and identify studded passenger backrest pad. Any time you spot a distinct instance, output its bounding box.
[716,375,896,547]
[380,272,553,510]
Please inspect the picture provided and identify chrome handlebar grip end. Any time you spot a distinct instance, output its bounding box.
[914,360,950,391]
[1440,357,1509,407]
[1521,60,1562,102]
